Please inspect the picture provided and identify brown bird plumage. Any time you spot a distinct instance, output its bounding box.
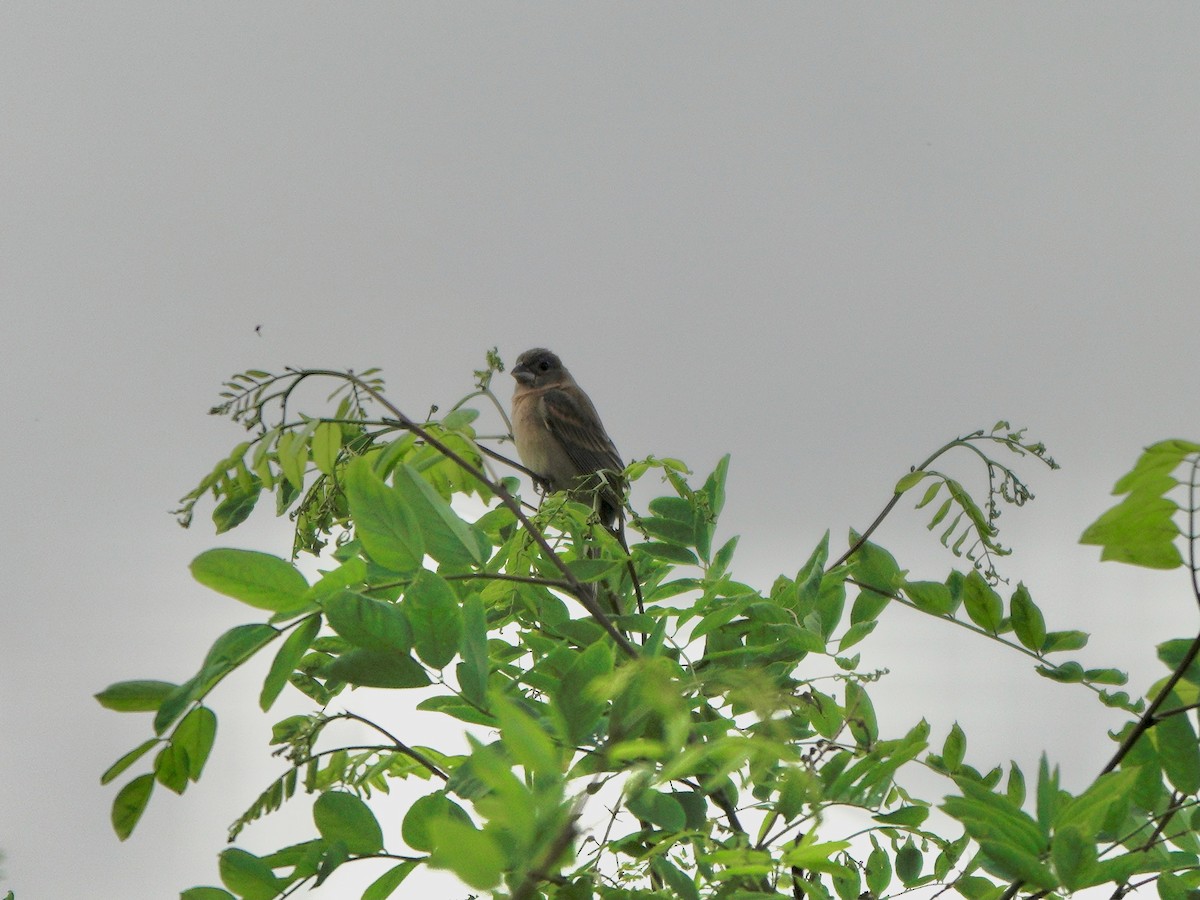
[511,348,625,526]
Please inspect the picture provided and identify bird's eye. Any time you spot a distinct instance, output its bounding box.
[537,360,550,372]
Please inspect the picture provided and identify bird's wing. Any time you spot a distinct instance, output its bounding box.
[540,387,625,484]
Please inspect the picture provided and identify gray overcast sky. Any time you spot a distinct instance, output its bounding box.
[3,5,1199,898]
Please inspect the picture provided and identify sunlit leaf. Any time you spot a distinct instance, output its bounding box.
[190,548,310,612]
[344,457,424,574]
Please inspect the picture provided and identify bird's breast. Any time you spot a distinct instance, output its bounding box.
[511,391,555,476]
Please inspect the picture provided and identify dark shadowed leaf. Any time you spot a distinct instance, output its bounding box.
[324,648,430,689]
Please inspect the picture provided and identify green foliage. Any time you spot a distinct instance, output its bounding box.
[100,362,1200,899]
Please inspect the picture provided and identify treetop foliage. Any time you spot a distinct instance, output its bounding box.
[95,353,1200,900]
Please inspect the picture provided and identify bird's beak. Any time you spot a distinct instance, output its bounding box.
[512,365,534,386]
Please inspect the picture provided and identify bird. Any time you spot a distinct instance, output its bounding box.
[510,348,626,528]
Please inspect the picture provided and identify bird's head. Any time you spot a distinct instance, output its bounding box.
[512,348,567,387]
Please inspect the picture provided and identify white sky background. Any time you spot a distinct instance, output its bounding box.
[3,5,1200,898]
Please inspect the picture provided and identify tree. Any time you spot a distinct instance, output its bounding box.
[97,353,1200,900]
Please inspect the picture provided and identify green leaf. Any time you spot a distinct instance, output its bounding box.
[212,481,261,534]
[712,534,739,576]
[873,806,929,827]
[405,570,463,669]
[1053,768,1138,839]
[636,541,699,564]
[191,548,311,612]
[402,792,472,852]
[915,479,942,509]
[1036,661,1085,683]
[1157,638,1200,684]
[1152,696,1200,794]
[1050,824,1095,891]
[976,840,1057,889]
[565,556,625,582]
[1009,582,1046,651]
[847,533,904,593]
[1006,762,1026,806]
[904,580,954,615]
[943,778,1048,857]
[276,430,307,492]
[554,640,614,745]
[865,836,892,896]
[628,790,687,830]
[649,495,695,524]
[807,689,844,739]
[651,858,700,900]
[181,888,236,900]
[896,842,922,885]
[704,453,730,519]
[639,515,694,546]
[1082,441,1199,568]
[362,861,419,900]
[393,462,485,567]
[1036,755,1061,831]
[895,470,927,493]
[962,570,1002,632]
[1042,630,1089,653]
[942,722,966,772]
[782,835,852,874]
[493,692,560,777]
[95,679,178,712]
[457,593,489,705]
[323,648,430,689]
[260,614,321,711]
[324,591,412,652]
[837,620,876,652]
[1158,872,1192,900]
[850,587,889,625]
[111,773,154,840]
[428,818,504,890]
[314,790,384,854]
[218,848,285,900]
[101,738,160,785]
[832,858,862,900]
[155,624,277,734]
[1083,667,1127,685]
[954,875,1003,900]
[173,706,217,780]
[312,421,341,475]
[154,742,188,794]
[1081,493,1182,569]
[344,457,424,574]
[845,681,878,747]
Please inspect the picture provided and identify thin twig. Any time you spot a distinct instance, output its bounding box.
[328,711,448,781]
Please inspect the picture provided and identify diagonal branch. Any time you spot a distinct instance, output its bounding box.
[297,369,639,658]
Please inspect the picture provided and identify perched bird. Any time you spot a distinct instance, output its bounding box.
[511,348,626,527]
